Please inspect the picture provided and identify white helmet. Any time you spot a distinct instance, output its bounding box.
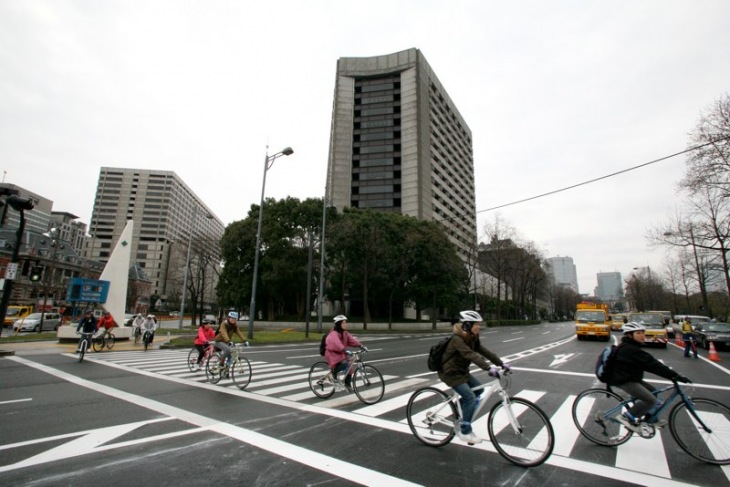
[622,321,646,334]
[459,310,483,323]
[459,310,483,331]
[333,314,347,324]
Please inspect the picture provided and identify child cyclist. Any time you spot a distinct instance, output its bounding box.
[438,310,511,444]
[609,321,691,431]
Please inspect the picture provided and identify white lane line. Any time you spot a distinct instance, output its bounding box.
[0,398,32,405]
[616,432,670,478]
[502,337,525,343]
[7,356,419,487]
[0,417,174,452]
[548,395,580,457]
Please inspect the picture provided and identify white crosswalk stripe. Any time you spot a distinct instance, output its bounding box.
[90,349,730,484]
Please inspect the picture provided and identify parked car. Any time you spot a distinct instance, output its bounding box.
[124,314,136,326]
[694,322,730,350]
[13,312,62,332]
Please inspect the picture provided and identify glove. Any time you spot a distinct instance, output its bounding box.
[501,362,512,372]
[360,346,369,352]
[346,350,353,357]
[676,375,692,384]
[488,366,500,377]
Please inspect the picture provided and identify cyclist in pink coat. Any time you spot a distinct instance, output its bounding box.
[324,315,364,391]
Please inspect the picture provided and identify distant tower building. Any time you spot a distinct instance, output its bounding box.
[546,256,579,294]
[596,272,623,301]
[87,168,225,299]
[325,48,476,261]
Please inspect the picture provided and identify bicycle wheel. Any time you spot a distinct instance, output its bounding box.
[488,397,554,467]
[669,397,730,465]
[352,364,385,404]
[106,334,115,349]
[143,332,150,351]
[187,348,198,372]
[406,387,457,447]
[231,357,252,390]
[92,336,104,352]
[572,388,632,446]
[308,362,335,398]
[78,340,86,363]
[205,354,223,384]
[134,328,140,344]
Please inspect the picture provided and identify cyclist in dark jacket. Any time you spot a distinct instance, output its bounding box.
[438,311,510,445]
[75,309,97,353]
[609,321,690,431]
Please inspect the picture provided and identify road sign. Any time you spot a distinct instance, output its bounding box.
[5,262,18,280]
[66,277,110,303]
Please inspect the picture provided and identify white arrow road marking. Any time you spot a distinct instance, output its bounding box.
[550,353,575,367]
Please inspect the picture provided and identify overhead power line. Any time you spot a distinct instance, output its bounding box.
[476,136,730,215]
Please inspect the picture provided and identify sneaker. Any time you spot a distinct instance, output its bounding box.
[651,419,668,428]
[456,431,483,445]
[615,413,641,433]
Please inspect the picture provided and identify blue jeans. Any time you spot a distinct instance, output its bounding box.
[452,376,482,434]
[333,359,351,384]
[683,334,697,357]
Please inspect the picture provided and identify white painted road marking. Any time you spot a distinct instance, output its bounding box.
[0,398,32,405]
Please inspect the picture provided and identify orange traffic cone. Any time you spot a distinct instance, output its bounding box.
[708,342,721,362]
[676,334,685,347]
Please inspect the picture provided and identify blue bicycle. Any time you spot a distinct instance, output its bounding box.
[572,380,730,465]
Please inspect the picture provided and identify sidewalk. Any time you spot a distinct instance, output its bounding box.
[0,338,165,356]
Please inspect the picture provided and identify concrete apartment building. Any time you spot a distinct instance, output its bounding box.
[546,256,579,294]
[595,271,623,301]
[87,168,225,306]
[325,48,477,261]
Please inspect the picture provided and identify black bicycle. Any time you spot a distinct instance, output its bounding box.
[572,381,730,465]
[142,330,154,351]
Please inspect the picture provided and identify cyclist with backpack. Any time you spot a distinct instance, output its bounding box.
[324,315,366,391]
[214,311,249,366]
[609,321,691,431]
[438,311,510,445]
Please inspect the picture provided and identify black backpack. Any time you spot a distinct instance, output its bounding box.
[319,331,330,356]
[427,336,453,372]
[595,344,621,383]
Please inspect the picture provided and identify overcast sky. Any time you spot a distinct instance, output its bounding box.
[2,1,729,296]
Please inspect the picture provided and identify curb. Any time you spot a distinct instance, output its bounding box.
[0,349,15,356]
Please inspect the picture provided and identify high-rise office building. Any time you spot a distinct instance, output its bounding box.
[325,48,476,260]
[595,271,623,301]
[546,256,579,294]
[88,168,225,300]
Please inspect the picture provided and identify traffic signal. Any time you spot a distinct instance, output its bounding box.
[6,195,34,211]
[29,265,43,282]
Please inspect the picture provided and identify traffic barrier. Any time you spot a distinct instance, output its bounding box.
[708,342,721,362]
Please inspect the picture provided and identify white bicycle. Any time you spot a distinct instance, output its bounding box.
[406,370,554,467]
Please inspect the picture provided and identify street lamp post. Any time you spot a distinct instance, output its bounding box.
[316,192,328,334]
[248,146,293,339]
[39,228,64,333]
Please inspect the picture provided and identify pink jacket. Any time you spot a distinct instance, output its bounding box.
[324,330,362,368]
[194,326,216,345]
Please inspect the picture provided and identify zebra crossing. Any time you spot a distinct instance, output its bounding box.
[89,349,730,486]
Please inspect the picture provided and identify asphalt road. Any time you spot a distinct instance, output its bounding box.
[1,322,729,486]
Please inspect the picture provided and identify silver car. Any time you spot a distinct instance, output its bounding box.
[13,312,62,332]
